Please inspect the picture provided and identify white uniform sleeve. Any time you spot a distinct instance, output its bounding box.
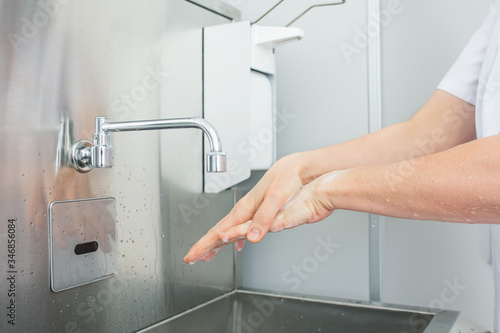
[438,2,500,105]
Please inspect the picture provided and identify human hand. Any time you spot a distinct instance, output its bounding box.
[183,153,344,264]
[183,153,309,264]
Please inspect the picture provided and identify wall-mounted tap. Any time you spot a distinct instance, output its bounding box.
[71,117,227,173]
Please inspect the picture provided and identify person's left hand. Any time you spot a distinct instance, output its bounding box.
[183,170,344,264]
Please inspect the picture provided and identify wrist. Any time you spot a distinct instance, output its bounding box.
[283,151,317,184]
[292,147,349,182]
[316,169,353,211]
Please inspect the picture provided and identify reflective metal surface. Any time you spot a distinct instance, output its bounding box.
[206,151,228,173]
[140,290,487,333]
[49,198,117,292]
[0,0,236,332]
[72,116,227,172]
[251,0,346,27]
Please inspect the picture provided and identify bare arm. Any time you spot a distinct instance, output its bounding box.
[328,135,500,224]
[184,90,476,264]
[299,89,476,179]
[217,134,500,246]
[248,133,500,240]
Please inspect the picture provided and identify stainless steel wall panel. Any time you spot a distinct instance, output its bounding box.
[0,1,236,332]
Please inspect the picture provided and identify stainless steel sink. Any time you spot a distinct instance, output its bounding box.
[137,290,489,333]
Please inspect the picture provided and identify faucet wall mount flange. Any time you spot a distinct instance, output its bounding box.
[72,140,94,173]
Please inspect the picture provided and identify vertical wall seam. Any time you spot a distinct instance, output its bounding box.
[367,0,383,303]
[202,27,206,192]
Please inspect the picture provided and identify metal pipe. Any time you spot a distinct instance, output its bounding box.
[251,0,346,27]
[99,117,224,153]
[73,116,227,173]
[286,1,346,27]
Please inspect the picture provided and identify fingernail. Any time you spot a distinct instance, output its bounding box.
[219,233,229,243]
[236,246,243,252]
[248,229,260,242]
[183,256,197,265]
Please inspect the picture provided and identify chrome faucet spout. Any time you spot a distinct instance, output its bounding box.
[72,116,227,173]
[99,117,224,153]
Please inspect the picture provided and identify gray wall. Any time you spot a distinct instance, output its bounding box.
[380,0,493,329]
[227,0,494,330]
[229,0,371,301]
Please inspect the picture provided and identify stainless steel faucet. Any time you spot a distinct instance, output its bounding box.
[72,117,227,173]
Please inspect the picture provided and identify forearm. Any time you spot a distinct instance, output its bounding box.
[297,90,476,180]
[298,121,423,178]
[327,135,500,224]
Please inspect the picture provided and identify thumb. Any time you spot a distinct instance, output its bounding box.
[269,207,307,233]
[270,185,335,233]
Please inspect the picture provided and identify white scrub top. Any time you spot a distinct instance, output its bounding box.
[438,1,500,331]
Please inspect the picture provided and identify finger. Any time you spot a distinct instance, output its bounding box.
[185,225,250,264]
[246,181,299,243]
[234,240,245,252]
[184,197,256,263]
[199,236,247,262]
[217,196,257,230]
[269,209,304,232]
[219,220,252,243]
[184,229,247,264]
[183,230,223,264]
[270,192,333,232]
[200,247,222,263]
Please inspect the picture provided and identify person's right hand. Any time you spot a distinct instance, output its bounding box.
[184,152,317,264]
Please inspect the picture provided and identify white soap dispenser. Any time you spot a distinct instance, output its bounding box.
[203,22,304,193]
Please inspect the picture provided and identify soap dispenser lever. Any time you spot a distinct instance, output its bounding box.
[252,0,346,27]
[72,117,227,173]
[286,1,345,27]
